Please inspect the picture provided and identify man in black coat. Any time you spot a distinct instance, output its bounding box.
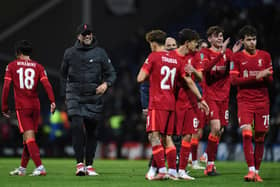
[61,24,116,176]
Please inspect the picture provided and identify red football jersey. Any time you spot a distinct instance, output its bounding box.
[176,52,203,109]
[141,51,184,111]
[3,59,53,110]
[230,50,272,103]
[199,48,232,101]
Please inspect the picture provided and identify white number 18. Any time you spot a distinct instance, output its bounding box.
[16,67,35,89]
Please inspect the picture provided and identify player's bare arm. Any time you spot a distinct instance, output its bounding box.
[256,67,273,80]
[137,69,148,83]
[198,100,209,115]
[184,64,203,82]
[232,39,243,53]
[221,37,230,54]
[183,76,202,101]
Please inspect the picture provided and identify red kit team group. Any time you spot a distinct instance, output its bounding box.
[137,25,273,182]
[1,24,272,182]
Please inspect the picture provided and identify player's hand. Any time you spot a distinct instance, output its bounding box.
[184,64,195,75]
[221,38,230,54]
[96,82,108,95]
[142,108,148,117]
[2,111,11,118]
[232,40,243,53]
[256,67,273,80]
[50,102,56,114]
[198,100,209,115]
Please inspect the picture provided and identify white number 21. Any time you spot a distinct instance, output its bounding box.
[160,66,176,90]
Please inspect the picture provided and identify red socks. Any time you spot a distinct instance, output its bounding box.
[152,145,165,169]
[254,133,265,170]
[26,138,42,167]
[151,158,157,167]
[206,134,219,162]
[165,146,177,170]
[242,130,254,168]
[191,138,199,161]
[179,140,191,170]
[20,142,29,168]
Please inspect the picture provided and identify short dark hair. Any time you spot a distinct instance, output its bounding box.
[177,28,200,46]
[239,25,257,39]
[145,30,167,45]
[198,39,208,46]
[206,26,224,37]
[15,40,32,56]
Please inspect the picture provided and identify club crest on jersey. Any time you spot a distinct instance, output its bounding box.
[258,59,262,67]
[230,61,234,70]
[223,54,226,61]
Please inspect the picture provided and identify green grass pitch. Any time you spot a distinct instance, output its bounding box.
[0,158,279,187]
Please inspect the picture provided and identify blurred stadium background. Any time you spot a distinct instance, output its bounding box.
[0,0,280,161]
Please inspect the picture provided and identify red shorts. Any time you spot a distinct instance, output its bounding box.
[16,109,40,133]
[146,109,175,135]
[175,107,199,136]
[207,99,229,126]
[238,102,270,132]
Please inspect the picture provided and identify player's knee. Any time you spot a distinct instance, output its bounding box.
[182,134,191,142]
[255,133,265,143]
[242,129,253,138]
[23,130,35,140]
[150,133,161,146]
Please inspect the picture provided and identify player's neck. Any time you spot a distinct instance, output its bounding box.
[245,48,256,55]
[155,45,166,52]
[177,46,187,56]
[210,44,222,52]
[17,54,31,61]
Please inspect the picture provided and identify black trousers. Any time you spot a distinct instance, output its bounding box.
[70,115,98,166]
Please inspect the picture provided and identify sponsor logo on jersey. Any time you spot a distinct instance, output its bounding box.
[212,65,217,71]
[243,69,248,78]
